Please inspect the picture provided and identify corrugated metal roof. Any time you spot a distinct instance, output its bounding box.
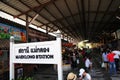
[0,0,120,42]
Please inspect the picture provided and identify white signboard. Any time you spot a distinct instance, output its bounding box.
[10,31,63,80]
[13,41,60,64]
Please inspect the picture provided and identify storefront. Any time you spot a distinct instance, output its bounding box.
[0,16,74,80]
[0,17,26,80]
[0,17,56,80]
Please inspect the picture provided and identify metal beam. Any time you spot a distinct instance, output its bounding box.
[18,0,58,31]
[35,10,117,26]
[1,1,56,31]
[91,0,114,41]
[87,0,90,39]
[91,0,101,39]
[14,0,56,18]
[37,0,75,38]
[29,14,39,25]
[64,0,83,40]
[53,1,81,40]
[102,7,120,32]
[81,0,86,39]
[76,0,84,40]
[38,19,116,31]
[96,0,114,33]
[1,1,24,15]
[44,7,75,39]
[19,0,69,37]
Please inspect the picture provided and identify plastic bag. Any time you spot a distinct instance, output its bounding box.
[101,62,105,68]
[77,59,79,64]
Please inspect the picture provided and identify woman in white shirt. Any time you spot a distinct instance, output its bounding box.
[85,56,92,72]
[102,49,109,71]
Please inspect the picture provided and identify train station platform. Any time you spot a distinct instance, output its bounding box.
[31,64,120,80]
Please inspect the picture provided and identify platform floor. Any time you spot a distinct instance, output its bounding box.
[31,64,120,80]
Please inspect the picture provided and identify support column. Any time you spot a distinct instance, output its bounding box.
[46,26,49,40]
[56,30,63,80]
[26,15,29,42]
[10,36,15,80]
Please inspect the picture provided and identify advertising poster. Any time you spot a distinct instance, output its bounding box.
[0,23,26,42]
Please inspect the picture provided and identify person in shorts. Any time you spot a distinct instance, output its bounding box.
[102,49,109,71]
[85,56,92,72]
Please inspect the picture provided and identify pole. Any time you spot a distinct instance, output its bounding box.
[56,30,63,80]
[46,26,49,40]
[10,36,15,80]
[26,15,29,42]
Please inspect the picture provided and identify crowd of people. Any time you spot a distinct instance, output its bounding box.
[102,48,120,76]
[63,47,93,80]
[66,46,120,80]
[62,47,92,69]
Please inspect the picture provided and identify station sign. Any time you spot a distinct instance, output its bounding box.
[10,32,63,80]
[13,41,60,64]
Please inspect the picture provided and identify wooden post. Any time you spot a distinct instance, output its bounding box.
[26,15,29,42]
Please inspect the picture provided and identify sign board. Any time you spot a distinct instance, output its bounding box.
[13,41,60,64]
[10,31,63,80]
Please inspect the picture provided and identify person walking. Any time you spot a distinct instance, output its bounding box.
[112,48,120,71]
[79,68,91,80]
[102,49,109,71]
[107,50,116,76]
[85,56,92,72]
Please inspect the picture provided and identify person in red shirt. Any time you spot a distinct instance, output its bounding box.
[107,50,116,76]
